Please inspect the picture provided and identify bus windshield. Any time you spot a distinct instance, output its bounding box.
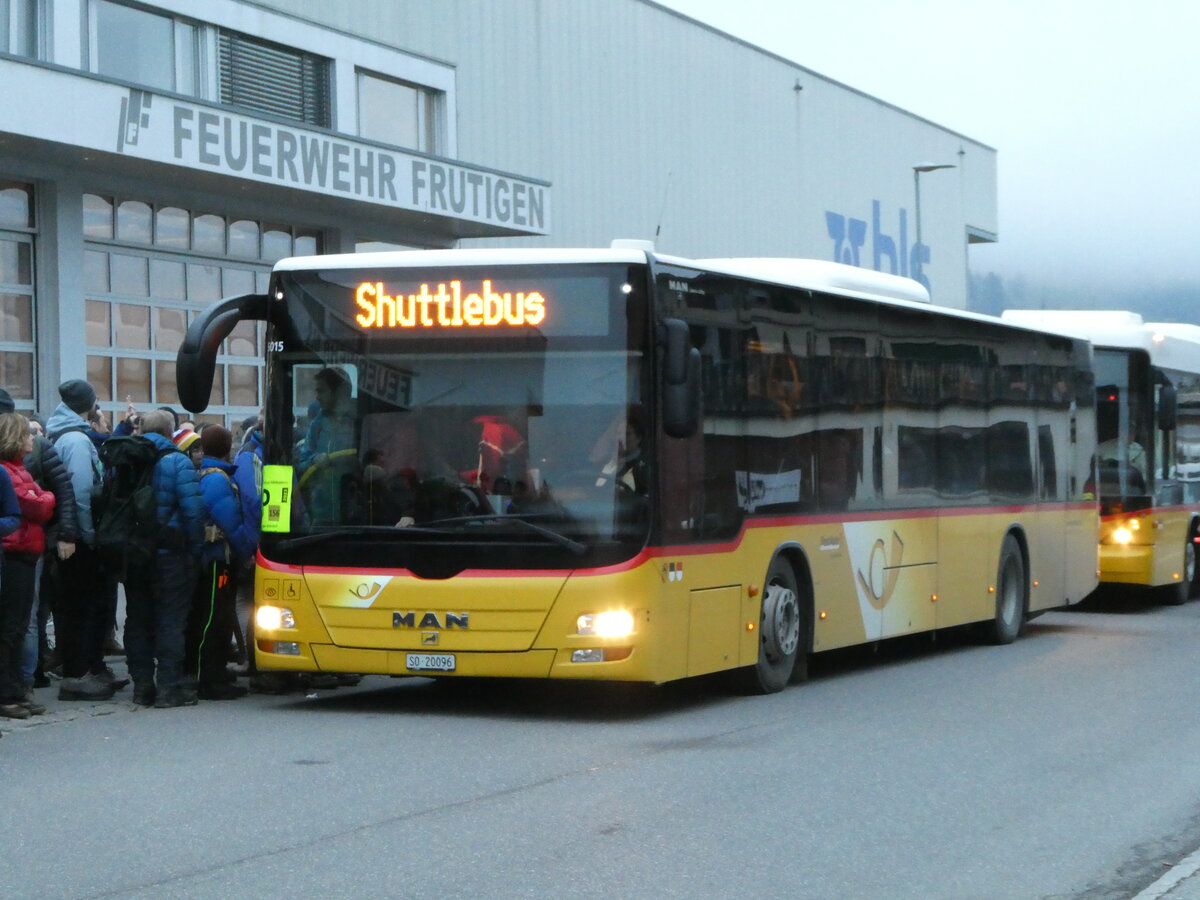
[262,262,652,563]
[1094,347,1153,505]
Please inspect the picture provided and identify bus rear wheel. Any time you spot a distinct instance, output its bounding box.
[733,558,807,694]
[987,535,1026,644]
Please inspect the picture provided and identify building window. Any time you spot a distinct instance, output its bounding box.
[0,180,33,229]
[0,0,39,58]
[0,181,36,412]
[90,0,198,93]
[218,30,330,127]
[82,192,321,425]
[357,70,441,153]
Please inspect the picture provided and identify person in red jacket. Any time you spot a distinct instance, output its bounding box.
[0,412,55,718]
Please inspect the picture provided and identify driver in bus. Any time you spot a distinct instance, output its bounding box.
[590,406,648,495]
[1095,397,1148,489]
[297,367,358,522]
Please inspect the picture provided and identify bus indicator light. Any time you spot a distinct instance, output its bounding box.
[355,280,546,330]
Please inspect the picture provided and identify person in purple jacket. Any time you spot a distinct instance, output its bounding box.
[186,425,255,700]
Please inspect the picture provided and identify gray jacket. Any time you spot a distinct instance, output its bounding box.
[46,404,101,545]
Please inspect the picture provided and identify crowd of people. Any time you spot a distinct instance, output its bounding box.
[0,378,316,734]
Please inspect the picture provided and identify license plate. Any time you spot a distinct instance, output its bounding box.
[406,653,456,672]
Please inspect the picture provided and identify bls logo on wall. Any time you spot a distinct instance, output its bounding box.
[825,201,935,293]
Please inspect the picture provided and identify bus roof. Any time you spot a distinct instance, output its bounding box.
[1002,309,1200,374]
[273,244,1086,339]
[274,244,932,306]
[273,247,651,271]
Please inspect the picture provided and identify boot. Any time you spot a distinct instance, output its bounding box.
[198,681,248,700]
[58,672,116,701]
[93,665,130,691]
[154,684,199,708]
[131,682,156,707]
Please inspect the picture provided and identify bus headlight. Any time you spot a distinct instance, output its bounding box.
[256,606,296,630]
[1112,527,1134,545]
[577,610,635,638]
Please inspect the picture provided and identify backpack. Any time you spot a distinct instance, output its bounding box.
[199,465,241,561]
[95,436,176,576]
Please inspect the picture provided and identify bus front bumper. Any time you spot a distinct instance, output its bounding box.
[255,642,653,682]
[1099,544,1154,586]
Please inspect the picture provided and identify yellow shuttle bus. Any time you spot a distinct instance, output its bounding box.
[179,244,1098,693]
[1004,311,1200,603]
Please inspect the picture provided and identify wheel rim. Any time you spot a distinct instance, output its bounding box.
[998,556,1021,628]
[762,580,800,660]
[1186,538,1197,585]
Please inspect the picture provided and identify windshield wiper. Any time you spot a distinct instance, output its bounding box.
[273,525,444,551]
[419,514,586,556]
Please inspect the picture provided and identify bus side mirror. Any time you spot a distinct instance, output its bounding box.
[661,318,701,438]
[177,292,269,412]
[1159,383,1178,431]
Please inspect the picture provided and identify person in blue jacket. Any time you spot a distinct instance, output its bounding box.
[186,425,255,700]
[123,408,205,709]
[232,420,262,659]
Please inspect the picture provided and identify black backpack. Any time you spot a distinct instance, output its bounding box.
[96,436,175,576]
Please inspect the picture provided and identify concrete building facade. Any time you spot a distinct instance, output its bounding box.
[0,0,996,423]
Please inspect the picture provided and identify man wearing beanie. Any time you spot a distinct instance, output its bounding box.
[186,425,254,700]
[122,409,205,708]
[45,379,115,700]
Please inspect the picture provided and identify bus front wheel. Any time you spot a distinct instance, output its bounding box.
[1161,533,1197,606]
[987,535,1027,645]
[733,558,808,694]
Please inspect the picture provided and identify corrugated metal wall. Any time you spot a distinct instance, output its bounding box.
[252,0,996,307]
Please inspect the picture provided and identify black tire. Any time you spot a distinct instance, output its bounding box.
[1160,534,1196,605]
[987,534,1027,644]
[733,557,808,694]
[1189,527,1200,598]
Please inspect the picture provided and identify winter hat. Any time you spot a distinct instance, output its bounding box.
[200,424,232,460]
[59,379,97,415]
[0,389,13,413]
[173,428,200,452]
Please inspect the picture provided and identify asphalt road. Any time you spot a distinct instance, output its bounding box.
[5,592,1200,900]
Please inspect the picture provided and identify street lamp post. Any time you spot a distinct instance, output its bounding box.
[912,162,956,255]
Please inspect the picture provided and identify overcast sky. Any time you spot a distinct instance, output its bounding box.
[656,0,1200,296]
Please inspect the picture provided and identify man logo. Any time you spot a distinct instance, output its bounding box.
[393,612,470,629]
[421,632,439,646]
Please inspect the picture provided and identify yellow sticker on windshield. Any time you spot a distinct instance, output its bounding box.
[261,465,294,533]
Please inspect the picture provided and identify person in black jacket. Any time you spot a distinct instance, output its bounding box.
[0,391,81,691]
